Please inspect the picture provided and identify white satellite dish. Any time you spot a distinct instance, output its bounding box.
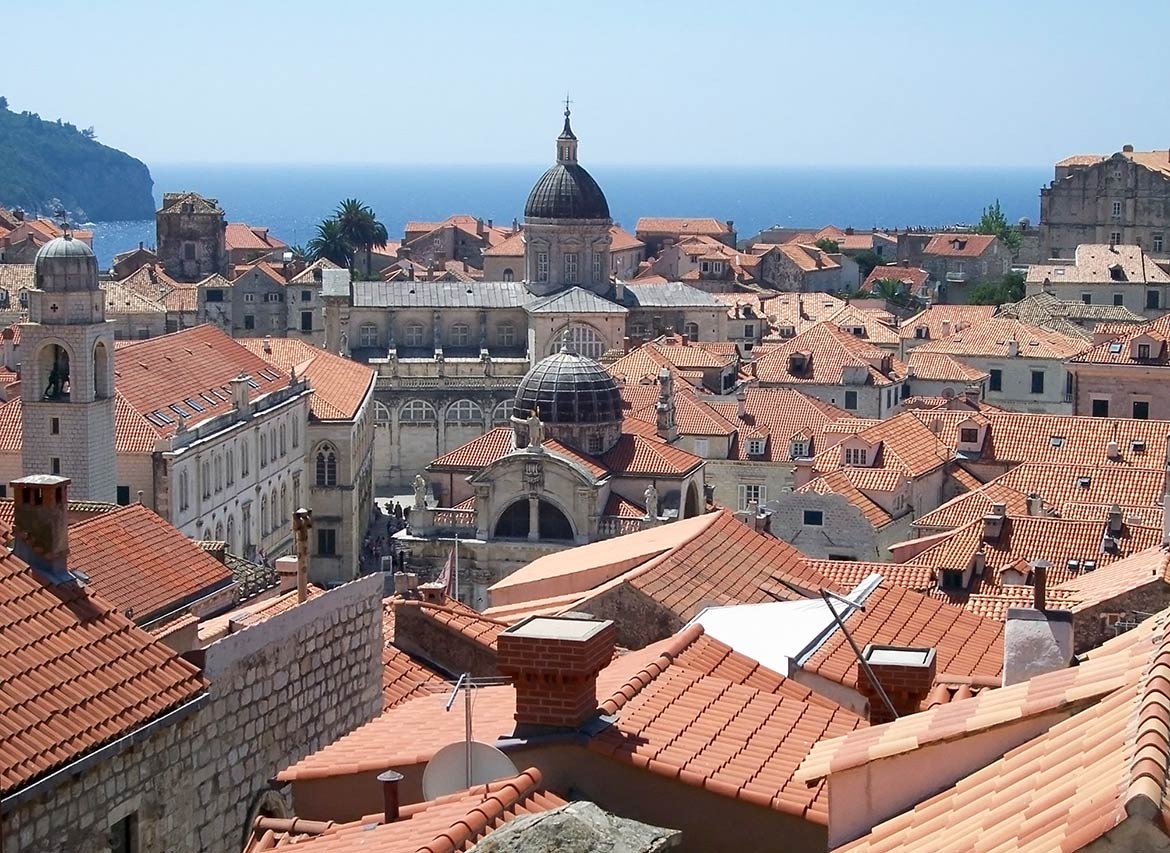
[422,740,518,800]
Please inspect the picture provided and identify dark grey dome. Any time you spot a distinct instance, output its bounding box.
[524,164,610,220]
[514,351,622,424]
[35,235,95,263]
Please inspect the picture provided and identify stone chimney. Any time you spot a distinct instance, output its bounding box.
[1106,439,1121,461]
[230,374,251,418]
[736,385,747,420]
[274,555,298,594]
[11,475,71,579]
[1003,607,1073,686]
[497,615,615,733]
[982,502,1007,541]
[1026,492,1043,516]
[856,645,936,725]
[1006,340,1019,357]
[1107,503,1124,536]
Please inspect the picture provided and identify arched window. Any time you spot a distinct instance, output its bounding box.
[93,341,111,399]
[279,424,286,456]
[270,428,277,463]
[226,515,236,553]
[359,322,378,348]
[280,483,288,523]
[496,323,515,347]
[684,322,700,341]
[491,401,512,424]
[226,450,234,485]
[215,454,223,492]
[270,486,279,530]
[240,443,250,477]
[178,469,189,511]
[259,432,268,468]
[316,445,338,486]
[502,268,514,282]
[374,401,392,421]
[202,461,212,498]
[38,343,71,400]
[215,521,224,541]
[554,323,606,359]
[404,323,425,347]
[292,417,299,448]
[400,399,436,422]
[446,399,483,424]
[449,323,471,347]
[260,495,269,534]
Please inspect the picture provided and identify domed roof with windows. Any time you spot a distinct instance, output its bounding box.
[513,347,623,425]
[523,109,611,221]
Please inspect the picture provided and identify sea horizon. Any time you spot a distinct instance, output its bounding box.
[87,162,1051,267]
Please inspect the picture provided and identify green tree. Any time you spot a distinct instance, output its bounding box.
[976,199,1021,251]
[288,243,312,264]
[872,278,905,301]
[852,250,884,279]
[814,237,839,254]
[335,198,388,278]
[968,271,1025,305]
[306,218,352,268]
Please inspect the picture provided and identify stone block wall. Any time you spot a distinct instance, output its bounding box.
[193,573,384,851]
[1073,581,1170,654]
[392,600,498,677]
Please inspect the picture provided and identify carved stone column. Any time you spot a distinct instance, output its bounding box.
[528,494,540,541]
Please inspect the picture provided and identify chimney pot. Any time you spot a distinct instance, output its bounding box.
[1031,560,1049,610]
[377,770,404,823]
[857,645,936,724]
[1106,439,1121,460]
[1026,492,1043,516]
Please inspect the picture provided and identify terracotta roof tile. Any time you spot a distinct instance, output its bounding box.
[0,548,205,796]
[810,411,952,480]
[600,432,702,477]
[897,305,998,341]
[906,350,988,382]
[114,325,293,437]
[635,218,732,237]
[797,471,894,528]
[1072,312,1170,365]
[67,504,234,622]
[801,584,1004,690]
[807,559,936,593]
[752,322,903,387]
[1054,545,1170,612]
[913,316,1089,360]
[830,607,1170,851]
[0,393,159,454]
[862,264,930,292]
[922,233,999,258]
[240,337,374,420]
[604,492,645,518]
[428,426,516,470]
[381,643,447,711]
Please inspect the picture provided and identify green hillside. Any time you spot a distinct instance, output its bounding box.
[0,97,155,221]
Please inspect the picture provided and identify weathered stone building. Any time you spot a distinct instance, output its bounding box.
[156,192,227,282]
[1039,145,1170,261]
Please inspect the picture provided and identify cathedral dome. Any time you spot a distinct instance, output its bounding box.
[35,235,95,263]
[524,163,610,221]
[513,350,622,425]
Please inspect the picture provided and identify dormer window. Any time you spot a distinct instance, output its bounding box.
[959,427,979,443]
[1136,343,1151,359]
[1110,264,1126,281]
[747,438,766,456]
[712,261,724,274]
[790,440,808,458]
[940,569,964,590]
[914,326,928,339]
[844,447,868,466]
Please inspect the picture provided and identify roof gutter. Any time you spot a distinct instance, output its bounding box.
[0,692,208,815]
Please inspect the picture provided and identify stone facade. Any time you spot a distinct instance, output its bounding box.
[156,192,227,282]
[1039,147,1170,261]
[1068,363,1170,421]
[0,576,383,853]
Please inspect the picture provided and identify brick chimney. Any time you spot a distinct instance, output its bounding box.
[497,615,615,733]
[12,475,71,579]
[856,645,936,725]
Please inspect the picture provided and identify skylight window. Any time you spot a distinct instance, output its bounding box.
[184,397,204,412]
[1077,476,1091,488]
[169,403,189,417]
[1049,436,1065,447]
[1109,342,1123,353]
[147,410,173,426]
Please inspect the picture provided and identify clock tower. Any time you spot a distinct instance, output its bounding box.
[20,235,117,502]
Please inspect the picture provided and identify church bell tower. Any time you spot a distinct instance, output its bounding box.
[20,235,117,502]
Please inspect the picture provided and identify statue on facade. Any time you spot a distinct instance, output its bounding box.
[644,483,659,519]
[413,474,428,510]
[527,408,544,449]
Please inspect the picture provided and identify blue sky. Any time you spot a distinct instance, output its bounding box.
[6,0,1168,167]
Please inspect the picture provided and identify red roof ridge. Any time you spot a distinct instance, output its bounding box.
[1126,635,1170,814]
[599,623,705,715]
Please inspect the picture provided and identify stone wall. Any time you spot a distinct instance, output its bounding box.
[393,600,497,677]
[0,575,384,853]
[1072,581,1170,654]
[193,573,384,851]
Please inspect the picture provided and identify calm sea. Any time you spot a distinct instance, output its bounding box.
[87,163,1049,267]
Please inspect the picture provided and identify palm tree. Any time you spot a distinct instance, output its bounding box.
[306,218,351,268]
[873,278,905,302]
[335,198,387,278]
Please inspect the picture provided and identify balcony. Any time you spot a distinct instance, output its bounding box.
[945,271,968,283]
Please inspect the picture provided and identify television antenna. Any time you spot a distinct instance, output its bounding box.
[421,674,518,799]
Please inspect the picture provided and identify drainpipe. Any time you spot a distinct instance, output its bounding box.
[292,508,312,603]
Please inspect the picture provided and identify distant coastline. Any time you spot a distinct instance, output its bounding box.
[88,162,1048,267]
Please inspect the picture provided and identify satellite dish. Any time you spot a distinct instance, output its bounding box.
[422,741,518,800]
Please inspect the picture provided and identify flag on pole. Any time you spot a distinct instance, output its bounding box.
[436,546,456,596]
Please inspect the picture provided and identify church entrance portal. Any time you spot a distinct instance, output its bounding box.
[494,498,575,542]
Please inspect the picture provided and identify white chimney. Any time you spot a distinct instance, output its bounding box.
[1003,607,1073,686]
[1006,340,1019,357]
[1106,440,1121,461]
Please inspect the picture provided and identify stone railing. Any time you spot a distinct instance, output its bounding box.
[376,375,522,390]
[408,506,477,537]
[598,516,644,539]
[431,508,476,529]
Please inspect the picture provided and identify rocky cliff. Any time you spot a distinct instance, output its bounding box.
[0,98,155,222]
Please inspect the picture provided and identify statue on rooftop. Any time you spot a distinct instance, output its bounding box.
[413,474,428,510]
[527,408,544,450]
[644,483,659,519]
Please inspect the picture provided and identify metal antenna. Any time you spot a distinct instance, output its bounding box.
[445,673,474,788]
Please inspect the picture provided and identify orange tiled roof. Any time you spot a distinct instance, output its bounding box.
[224,223,284,252]
[913,316,1089,360]
[922,233,999,257]
[241,337,374,421]
[67,504,234,621]
[608,225,644,252]
[482,230,525,258]
[395,598,508,650]
[802,584,1004,691]
[248,768,566,852]
[604,492,645,518]
[114,325,292,438]
[277,624,863,824]
[635,217,731,236]
[824,606,1170,852]
[1054,545,1170,612]
[1072,312,1170,366]
[798,471,894,528]
[862,264,930,291]
[0,548,206,796]
[752,322,903,387]
[429,426,515,470]
[808,559,935,592]
[811,411,953,480]
[382,643,447,711]
[906,350,989,382]
[897,304,998,340]
[600,432,702,477]
[114,264,179,302]
[161,284,198,313]
[0,393,159,455]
